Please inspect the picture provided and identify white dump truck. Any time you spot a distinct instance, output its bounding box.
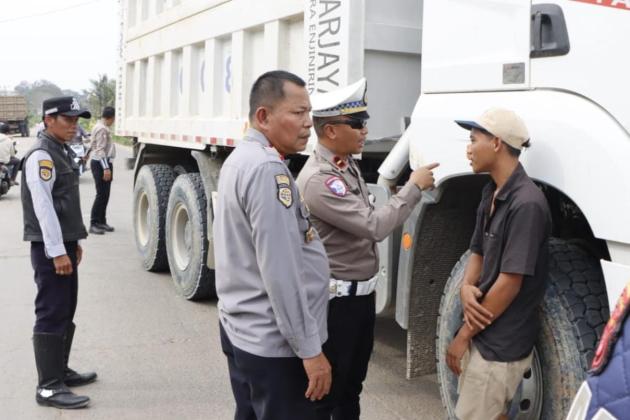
[118,1,630,418]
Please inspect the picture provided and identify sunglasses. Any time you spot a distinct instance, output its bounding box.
[326,117,368,130]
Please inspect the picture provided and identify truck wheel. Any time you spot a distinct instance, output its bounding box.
[133,164,175,272]
[165,173,214,300]
[436,239,608,419]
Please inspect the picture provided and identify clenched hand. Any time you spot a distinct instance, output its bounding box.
[53,254,73,276]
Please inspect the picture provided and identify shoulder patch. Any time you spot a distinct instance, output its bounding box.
[325,176,348,197]
[275,173,293,208]
[275,174,290,186]
[38,160,54,181]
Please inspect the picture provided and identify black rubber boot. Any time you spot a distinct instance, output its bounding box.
[63,323,97,387]
[33,333,90,409]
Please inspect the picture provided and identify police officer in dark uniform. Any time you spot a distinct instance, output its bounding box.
[22,96,97,409]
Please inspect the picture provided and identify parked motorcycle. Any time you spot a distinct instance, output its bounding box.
[69,142,88,176]
[0,163,12,197]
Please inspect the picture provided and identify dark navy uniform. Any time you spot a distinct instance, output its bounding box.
[22,96,96,409]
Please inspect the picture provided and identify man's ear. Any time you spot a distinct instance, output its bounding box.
[323,123,337,140]
[492,136,502,153]
[253,107,269,130]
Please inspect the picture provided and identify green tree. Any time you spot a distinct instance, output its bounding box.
[85,74,116,119]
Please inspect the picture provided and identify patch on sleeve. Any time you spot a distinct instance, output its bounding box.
[275,174,293,208]
[38,160,54,181]
[325,176,347,197]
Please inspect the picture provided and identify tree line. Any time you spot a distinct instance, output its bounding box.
[14,74,115,126]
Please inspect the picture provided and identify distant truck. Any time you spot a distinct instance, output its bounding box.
[0,96,29,137]
[118,1,630,419]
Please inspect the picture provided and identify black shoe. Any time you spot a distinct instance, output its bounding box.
[95,223,114,232]
[33,333,90,409]
[64,368,97,387]
[63,323,98,387]
[89,225,105,235]
[36,383,90,409]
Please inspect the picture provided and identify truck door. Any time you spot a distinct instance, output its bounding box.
[421,0,532,93]
[530,0,630,132]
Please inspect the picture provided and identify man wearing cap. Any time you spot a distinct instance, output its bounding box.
[21,96,97,409]
[215,70,331,420]
[446,108,551,420]
[296,78,438,419]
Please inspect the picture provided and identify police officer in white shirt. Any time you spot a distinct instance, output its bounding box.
[21,96,97,409]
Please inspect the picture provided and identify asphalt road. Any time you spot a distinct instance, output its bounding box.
[0,136,444,419]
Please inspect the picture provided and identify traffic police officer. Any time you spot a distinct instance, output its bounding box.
[214,70,331,420]
[22,96,97,409]
[296,78,438,419]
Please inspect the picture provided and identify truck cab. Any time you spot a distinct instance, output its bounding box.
[118,1,630,418]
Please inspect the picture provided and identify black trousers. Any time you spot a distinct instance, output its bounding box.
[220,324,317,420]
[90,160,112,226]
[7,156,20,181]
[315,293,376,420]
[31,241,78,335]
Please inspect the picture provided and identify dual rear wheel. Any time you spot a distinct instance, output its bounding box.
[132,164,215,300]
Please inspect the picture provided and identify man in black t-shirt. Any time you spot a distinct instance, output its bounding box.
[446,108,551,420]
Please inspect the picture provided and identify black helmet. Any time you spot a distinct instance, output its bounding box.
[0,123,10,134]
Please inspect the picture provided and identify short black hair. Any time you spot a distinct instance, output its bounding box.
[248,70,306,121]
[503,139,530,158]
[102,106,115,119]
[313,116,328,138]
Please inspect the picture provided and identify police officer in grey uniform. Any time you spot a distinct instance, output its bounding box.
[296,79,439,419]
[214,70,332,420]
[22,96,97,409]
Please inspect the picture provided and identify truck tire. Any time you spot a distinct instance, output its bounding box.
[165,173,214,300]
[133,164,175,272]
[436,238,608,420]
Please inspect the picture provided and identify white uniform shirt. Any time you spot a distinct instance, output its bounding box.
[24,150,67,258]
[0,133,16,164]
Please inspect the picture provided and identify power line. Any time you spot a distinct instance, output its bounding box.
[0,0,105,24]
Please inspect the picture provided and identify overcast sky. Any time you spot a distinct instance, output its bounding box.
[0,0,118,92]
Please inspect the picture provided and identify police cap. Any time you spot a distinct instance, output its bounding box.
[42,96,91,119]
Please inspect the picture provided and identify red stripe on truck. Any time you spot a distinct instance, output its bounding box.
[210,137,217,145]
[195,136,202,143]
[572,0,630,10]
[227,139,234,146]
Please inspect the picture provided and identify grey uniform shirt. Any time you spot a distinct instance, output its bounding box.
[90,121,115,169]
[296,144,423,281]
[24,150,66,258]
[214,128,330,359]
